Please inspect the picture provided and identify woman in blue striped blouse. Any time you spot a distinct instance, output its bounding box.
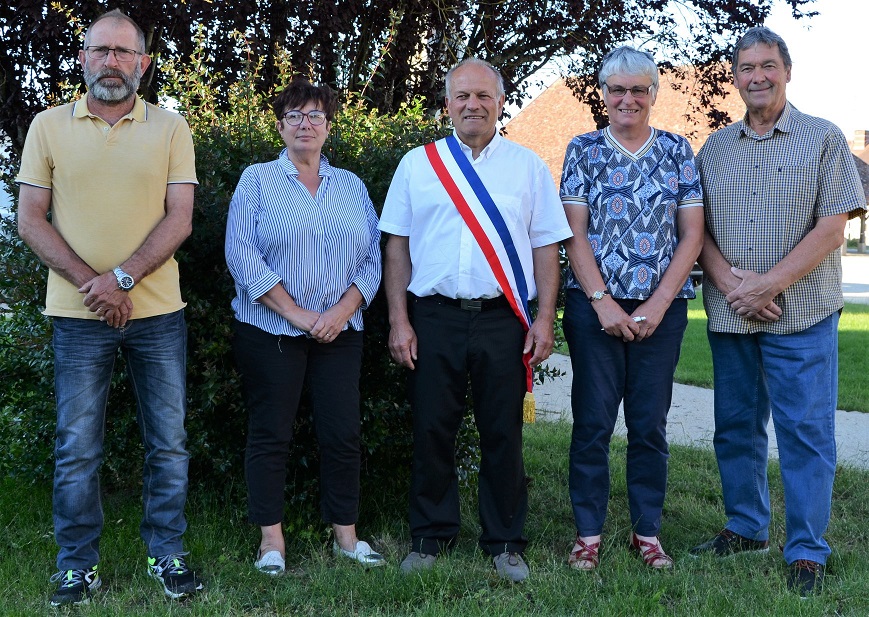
[225,79,383,574]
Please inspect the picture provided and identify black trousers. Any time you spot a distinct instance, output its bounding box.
[408,295,528,556]
[232,319,363,526]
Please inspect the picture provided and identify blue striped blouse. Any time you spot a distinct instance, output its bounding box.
[225,150,382,337]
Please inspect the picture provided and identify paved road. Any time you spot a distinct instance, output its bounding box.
[842,252,869,304]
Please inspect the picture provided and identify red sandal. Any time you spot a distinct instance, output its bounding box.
[630,533,673,569]
[568,535,600,570]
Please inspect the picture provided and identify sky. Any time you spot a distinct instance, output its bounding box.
[764,0,869,139]
[508,0,868,140]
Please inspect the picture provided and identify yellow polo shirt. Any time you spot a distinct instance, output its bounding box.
[16,95,198,319]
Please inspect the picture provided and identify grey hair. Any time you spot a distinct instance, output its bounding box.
[445,57,505,98]
[598,46,659,90]
[732,26,792,70]
[83,9,147,53]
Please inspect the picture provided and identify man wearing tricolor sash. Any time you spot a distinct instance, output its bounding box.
[380,58,572,582]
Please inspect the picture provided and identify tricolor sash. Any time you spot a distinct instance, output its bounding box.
[424,135,536,421]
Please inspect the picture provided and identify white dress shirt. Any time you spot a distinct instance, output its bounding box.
[379,131,571,299]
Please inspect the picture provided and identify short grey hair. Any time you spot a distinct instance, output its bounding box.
[732,26,792,71]
[83,9,147,53]
[598,46,659,90]
[445,58,505,98]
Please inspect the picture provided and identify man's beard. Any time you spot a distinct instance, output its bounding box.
[84,62,143,104]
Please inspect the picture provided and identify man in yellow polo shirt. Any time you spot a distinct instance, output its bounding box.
[16,9,201,606]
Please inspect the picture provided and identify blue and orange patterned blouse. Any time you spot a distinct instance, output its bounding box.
[560,126,703,299]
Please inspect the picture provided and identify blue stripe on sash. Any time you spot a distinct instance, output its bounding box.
[445,135,531,323]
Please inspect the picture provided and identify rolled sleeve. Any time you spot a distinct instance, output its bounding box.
[225,168,283,302]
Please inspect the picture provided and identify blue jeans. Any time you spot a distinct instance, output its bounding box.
[52,310,190,570]
[708,312,839,565]
[563,289,687,537]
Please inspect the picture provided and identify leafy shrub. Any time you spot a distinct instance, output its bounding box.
[0,36,483,534]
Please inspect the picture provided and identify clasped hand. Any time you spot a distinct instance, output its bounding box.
[307,304,353,344]
[79,271,133,328]
[724,267,782,322]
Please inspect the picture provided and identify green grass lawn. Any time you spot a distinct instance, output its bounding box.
[556,289,869,413]
[3,422,868,615]
[676,290,869,413]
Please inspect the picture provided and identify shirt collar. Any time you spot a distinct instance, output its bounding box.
[452,129,502,160]
[738,101,794,139]
[72,95,148,123]
[278,150,333,177]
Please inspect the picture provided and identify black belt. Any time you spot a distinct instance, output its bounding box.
[419,293,509,312]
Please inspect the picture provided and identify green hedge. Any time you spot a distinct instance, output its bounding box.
[0,49,461,533]
[0,42,565,534]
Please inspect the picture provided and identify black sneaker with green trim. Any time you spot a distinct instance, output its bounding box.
[147,553,203,599]
[49,565,101,606]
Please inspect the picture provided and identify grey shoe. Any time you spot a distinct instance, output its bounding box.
[399,551,436,573]
[493,552,529,583]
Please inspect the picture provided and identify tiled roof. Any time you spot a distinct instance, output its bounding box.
[851,153,869,202]
[503,75,744,185]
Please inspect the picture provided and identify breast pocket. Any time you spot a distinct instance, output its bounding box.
[770,163,817,215]
[488,193,525,231]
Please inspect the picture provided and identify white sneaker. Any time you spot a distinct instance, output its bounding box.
[254,550,285,575]
[333,540,386,568]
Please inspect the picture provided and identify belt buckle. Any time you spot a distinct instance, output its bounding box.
[460,299,483,312]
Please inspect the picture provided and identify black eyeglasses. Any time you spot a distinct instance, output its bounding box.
[84,46,142,62]
[605,84,654,98]
[281,110,328,126]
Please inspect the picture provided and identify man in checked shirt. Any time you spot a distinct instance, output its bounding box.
[690,26,866,596]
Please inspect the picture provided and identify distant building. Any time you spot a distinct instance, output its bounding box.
[505,76,867,252]
[848,131,869,252]
[504,74,744,185]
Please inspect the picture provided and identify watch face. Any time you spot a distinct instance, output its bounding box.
[119,276,134,290]
[593,291,604,300]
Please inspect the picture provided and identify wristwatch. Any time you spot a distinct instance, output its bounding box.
[588,289,610,302]
[113,267,135,291]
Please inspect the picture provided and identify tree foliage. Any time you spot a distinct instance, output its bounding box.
[561,0,815,131]
[1,0,817,167]
[0,35,452,534]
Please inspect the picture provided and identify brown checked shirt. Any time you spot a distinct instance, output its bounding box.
[697,103,865,335]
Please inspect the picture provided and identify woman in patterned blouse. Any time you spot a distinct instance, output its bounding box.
[558,47,705,571]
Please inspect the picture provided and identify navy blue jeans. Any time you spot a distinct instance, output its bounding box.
[563,289,687,537]
[52,310,190,570]
[708,312,839,565]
